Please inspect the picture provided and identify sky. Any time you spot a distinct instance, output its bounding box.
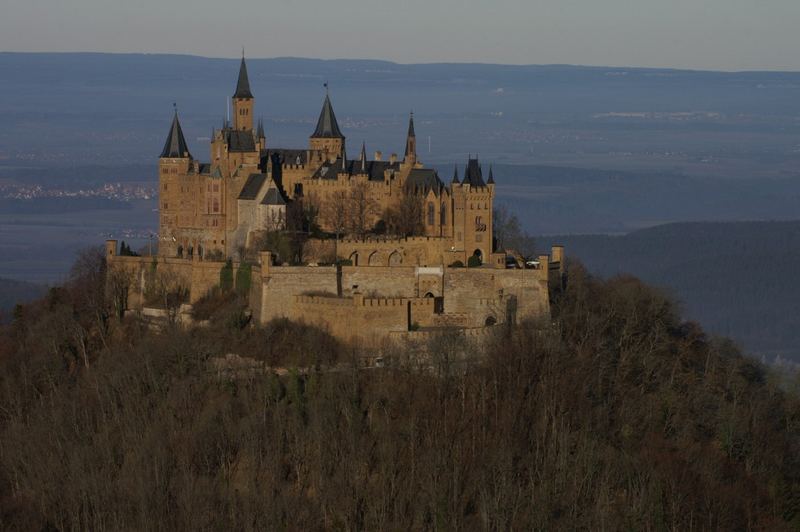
[2,0,800,71]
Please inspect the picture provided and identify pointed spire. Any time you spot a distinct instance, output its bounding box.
[311,92,344,138]
[359,141,367,173]
[233,55,253,99]
[257,118,265,139]
[487,165,495,184]
[404,111,417,160]
[451,163,460,184]
[160,109,191,159]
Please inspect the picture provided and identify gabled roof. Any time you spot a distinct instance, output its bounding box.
[226,129,257,152]
[160,112,192,159]
[261,188,287,206]
[463,158,486,187]
[233,57,253,99]
[311,94,344,139]
[238,173,268,200]
[407,168,444,194]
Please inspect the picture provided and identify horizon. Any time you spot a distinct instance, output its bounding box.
[3,50,800,75]
[3,0,800,72]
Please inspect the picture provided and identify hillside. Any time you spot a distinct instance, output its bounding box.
[1,255,799,529]
[538,220,800,361]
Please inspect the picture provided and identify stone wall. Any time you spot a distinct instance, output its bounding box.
[108,241,559,347]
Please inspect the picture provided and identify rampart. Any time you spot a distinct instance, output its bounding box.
[106,240,564,348]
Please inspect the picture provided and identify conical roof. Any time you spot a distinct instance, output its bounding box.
[487,165,495,184]
[463,158,485,187]
[160,112,191,159]
[452,164,460,184]
[233,57,253,99]
[311,94,344,138]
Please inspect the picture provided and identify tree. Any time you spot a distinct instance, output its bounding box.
[386,192,424,237]
[493,205,535,258]
[347,183,379,238]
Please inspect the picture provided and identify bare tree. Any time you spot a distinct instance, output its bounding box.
[347,183,379,238]
[386,192,424,237]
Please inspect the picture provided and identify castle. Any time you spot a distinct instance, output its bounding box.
[158,56,495,267]
[107,57,564,349]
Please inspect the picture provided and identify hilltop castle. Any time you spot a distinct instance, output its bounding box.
[158,56,495,266]
[107,57,564,350]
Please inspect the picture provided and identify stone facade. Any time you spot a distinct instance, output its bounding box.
[157,56,496,266]
[107,242,564,348]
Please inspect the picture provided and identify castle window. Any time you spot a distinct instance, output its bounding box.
[440,203,447,226]
[213,199,219,213]
[213,184,219,192]
[163,184,167,191]
[427,203,435,226]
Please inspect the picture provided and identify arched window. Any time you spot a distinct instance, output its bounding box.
[427,202,435,226]
[440,203,447,226]
[213,199,219,213]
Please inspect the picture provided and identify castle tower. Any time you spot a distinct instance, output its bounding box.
[404,112,417,165]
[158,110,193,256]
[452,157,494,263]
[309,90,345,161]
[232,56,254,131]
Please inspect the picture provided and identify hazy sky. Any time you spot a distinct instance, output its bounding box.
[2,0,799,71]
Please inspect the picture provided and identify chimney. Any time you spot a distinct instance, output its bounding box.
[374,151,382,161]
[390,153,397,164]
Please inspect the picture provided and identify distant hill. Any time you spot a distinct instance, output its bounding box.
[538,221,800,361]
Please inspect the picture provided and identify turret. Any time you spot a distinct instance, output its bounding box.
[309,88,345,161]
[232,55,254,131]
[160,110,192,160]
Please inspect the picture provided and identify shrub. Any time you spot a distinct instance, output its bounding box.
[467,255,482,268]
[449,260,464,268]
[219,260,234,292]
[235,263,252,296]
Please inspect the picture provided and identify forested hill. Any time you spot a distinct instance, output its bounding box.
[538,220,800,362]
[1,254,799,528]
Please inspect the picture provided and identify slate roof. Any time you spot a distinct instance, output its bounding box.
[238,173,268,200]
[407,168,444,194]
[233,57,253,99]
[452,164,460,184]
[262,149,307,167]
[160,112,192,159]
[463,158,486,187]
[261,188,288,206]
[311,94,344,138]
[198,163,211,175]
[226,129,257,152]
[487,165,495,184]
[311,158,401,181]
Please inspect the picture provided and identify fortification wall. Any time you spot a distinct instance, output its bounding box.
[107,241,556,346]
